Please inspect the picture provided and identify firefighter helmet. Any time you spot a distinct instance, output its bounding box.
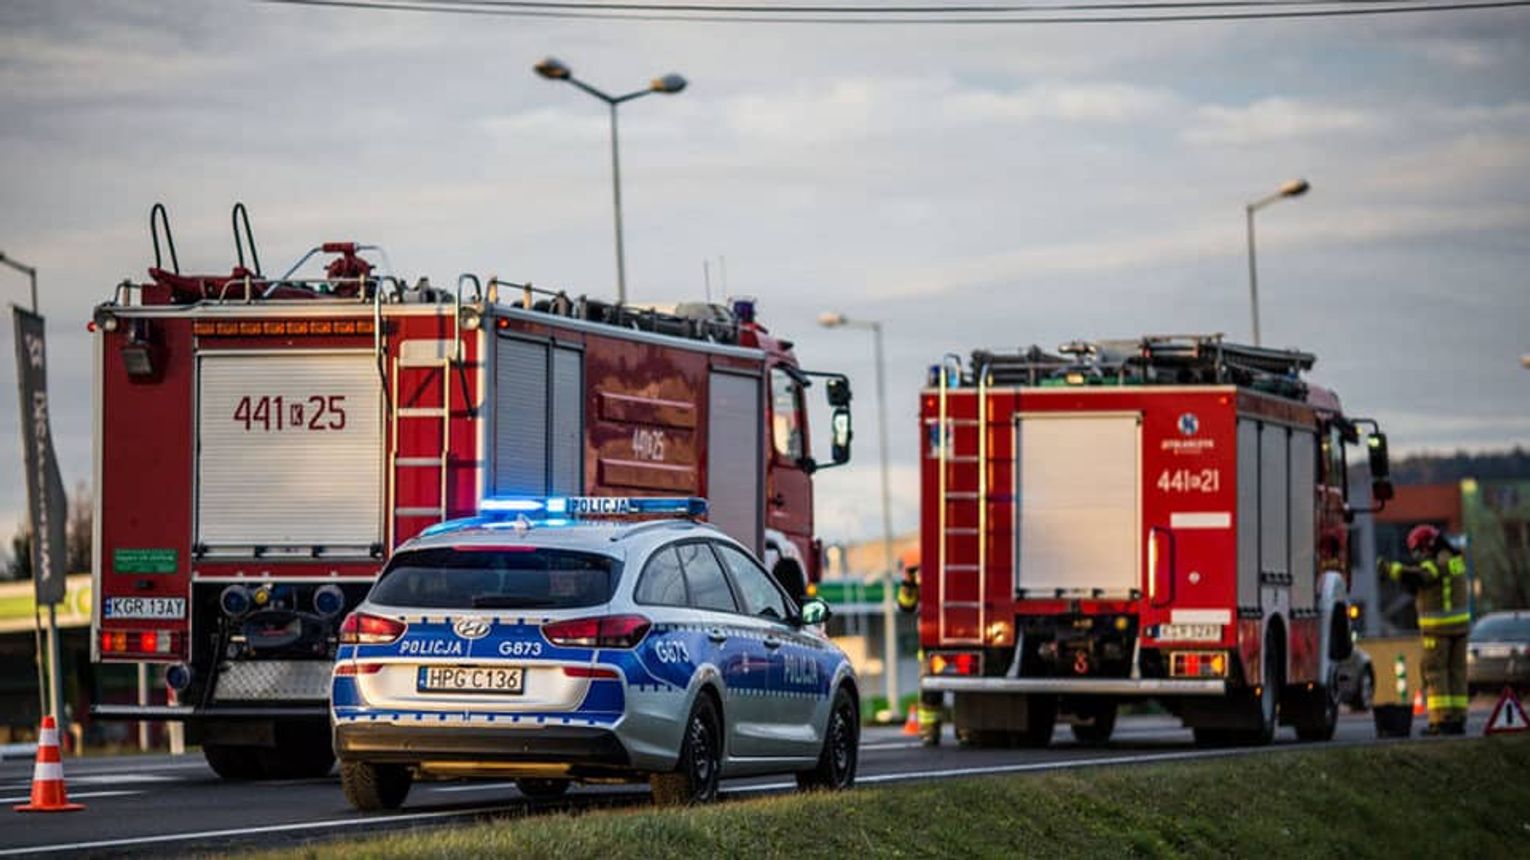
[1406,524,1441,554]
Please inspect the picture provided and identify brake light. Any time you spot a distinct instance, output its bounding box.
[100,629,177,655]
[339,612,406,645]
[1170,651,1228,678]
[929,652,981,676]
[543,615,652,649]
[334,662,385,676]
[562,665,621,679]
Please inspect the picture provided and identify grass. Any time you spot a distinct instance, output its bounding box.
[246,736,1530,859]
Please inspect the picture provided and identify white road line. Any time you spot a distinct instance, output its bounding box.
[861,742,921,751]
[0,789,143,804]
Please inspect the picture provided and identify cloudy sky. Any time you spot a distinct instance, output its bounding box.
[1,0,1527,549]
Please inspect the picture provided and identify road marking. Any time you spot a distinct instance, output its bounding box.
[0,789,143,804]
[861,741,921,751]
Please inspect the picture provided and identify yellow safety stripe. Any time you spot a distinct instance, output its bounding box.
[1426,695,1470,709]
[1388,561,1404,580]
[1448,556,1466,577]
[1419,612,1471,629]
[1420,560,1440,580]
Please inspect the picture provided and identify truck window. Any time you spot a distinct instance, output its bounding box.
[770,368,804,462]
[369,548,617,609]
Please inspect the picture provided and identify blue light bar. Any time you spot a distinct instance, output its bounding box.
[478,496,708,519]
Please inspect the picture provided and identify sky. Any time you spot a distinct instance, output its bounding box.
[1,0,1528,551]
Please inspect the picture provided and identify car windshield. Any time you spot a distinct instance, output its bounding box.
[1471,616,1530,642]
[369,547,619,610]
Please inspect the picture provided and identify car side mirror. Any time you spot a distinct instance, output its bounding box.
[799,597,831,626]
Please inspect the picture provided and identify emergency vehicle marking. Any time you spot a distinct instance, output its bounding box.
[1156,467,1221,493]
[231,394,347,432]
[631,428,667,462]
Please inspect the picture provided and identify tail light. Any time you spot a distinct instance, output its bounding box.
[562,666,621,679]
[1170,651,1228,678]
[543,615,651,649]
[339,612,406,645]
[100,629,177,656]
[334,662,385,676]
[928,651,981,676]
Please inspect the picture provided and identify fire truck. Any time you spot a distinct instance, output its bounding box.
[90,205,853,779]
[918,335,1392,747]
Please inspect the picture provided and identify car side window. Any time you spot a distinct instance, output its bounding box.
[714,542,791,621]
[676,542,739,613]
[634,547,688,607]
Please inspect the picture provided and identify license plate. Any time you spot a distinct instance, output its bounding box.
[1158,623,1222,642]
[103,596,186,620]
[1478,644,1513,659]
[417,665,524,695]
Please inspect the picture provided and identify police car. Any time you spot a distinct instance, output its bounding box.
[330,497,859,810]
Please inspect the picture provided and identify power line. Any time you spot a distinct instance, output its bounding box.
[289,0,1438,11]
[263,0,1530,23]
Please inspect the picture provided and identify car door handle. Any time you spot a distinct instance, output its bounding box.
[763,636,783,650]
[707,628,728,644]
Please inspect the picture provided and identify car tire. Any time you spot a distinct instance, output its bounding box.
[651,694,722,806]
[1351,668,1375,713]
[515,778,572,800]
[797,686,859,791]
[202,744,265,780]
[340,760,413,811]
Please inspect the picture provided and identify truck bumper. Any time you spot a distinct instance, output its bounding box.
[921,676,1227,696]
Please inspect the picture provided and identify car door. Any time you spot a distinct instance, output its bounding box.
[670,541,767,758]
[712,540,820,759]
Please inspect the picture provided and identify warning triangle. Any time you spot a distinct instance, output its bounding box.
[1485,687,1530,735]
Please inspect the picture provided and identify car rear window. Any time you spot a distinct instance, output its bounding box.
[369,547,619,610]
[1471,616,1530,642]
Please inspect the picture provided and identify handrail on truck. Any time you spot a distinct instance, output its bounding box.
[936,352,961,644]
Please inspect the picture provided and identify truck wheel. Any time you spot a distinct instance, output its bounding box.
[797,686,859,791]
[1351,668,1375,713]
[1233,631,1282,746]
[340,760,413,811]
[203,744,266,780]
[1069,701,1117,746]
[515,778,572,799]
[1011,696,1057,748]
[259,722,336,779]
[651,694,722,806]
[1293,675,1339,742]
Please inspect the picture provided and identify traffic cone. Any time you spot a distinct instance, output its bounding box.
[1412,690,1426,717]
[902,707,921,736]
[13,716,84,813]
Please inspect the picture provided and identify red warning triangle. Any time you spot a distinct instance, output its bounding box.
[1485,687,1530,735]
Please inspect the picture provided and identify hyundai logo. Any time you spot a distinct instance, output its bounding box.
[1178,412,1200,436]
[453,617,492,640]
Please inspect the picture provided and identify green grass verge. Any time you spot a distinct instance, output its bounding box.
[249,737,1530,859]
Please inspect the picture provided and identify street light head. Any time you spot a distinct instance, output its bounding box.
[1280,178,1310,198]
[818,311,847,328]
[651,73,687,94]
[534,57,571,81]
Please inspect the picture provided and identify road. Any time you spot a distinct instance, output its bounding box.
[0,710,1487,858]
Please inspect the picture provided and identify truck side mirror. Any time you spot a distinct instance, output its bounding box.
[826,376,852,408]
[1367,431,1393,503]
[831,407,852,465]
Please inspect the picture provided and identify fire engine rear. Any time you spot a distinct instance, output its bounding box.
[90,205,853,779]
[918,335,1392,747]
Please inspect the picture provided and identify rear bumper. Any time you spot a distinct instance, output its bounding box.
[92,704,329,721]
[334,722,630,769]
[922,676,1227,696]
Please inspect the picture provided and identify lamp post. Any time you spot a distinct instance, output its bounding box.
[819,311,900,716]
[0,250,56,730]
[1245,178,1309,347]
[534,57,687,305]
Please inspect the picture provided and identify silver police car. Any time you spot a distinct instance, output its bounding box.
[330,497,859,810]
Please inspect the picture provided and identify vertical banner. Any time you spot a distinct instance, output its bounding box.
[12,306,67,605]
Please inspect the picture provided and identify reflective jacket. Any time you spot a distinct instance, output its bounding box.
[1388,549,1469,636]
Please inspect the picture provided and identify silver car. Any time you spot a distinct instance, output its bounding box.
[330,499,859,810]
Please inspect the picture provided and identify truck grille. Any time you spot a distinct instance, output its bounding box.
[212,660,332,701]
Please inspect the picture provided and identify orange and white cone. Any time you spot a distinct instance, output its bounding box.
[1412,690,1427,717]
[13,716,84,813]
[902,707,921,736]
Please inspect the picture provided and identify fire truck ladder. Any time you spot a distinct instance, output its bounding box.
[937,354,985,645]
[384,288,463,547]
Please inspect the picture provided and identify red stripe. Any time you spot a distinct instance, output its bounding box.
[38,746,61,764]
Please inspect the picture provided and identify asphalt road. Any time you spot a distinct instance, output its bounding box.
[0,710,1489,858]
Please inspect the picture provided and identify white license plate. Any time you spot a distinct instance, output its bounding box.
[417,665,524,695]
[1478,644,1513,659]
[103,597,186,620]
[1158,623,1222,642]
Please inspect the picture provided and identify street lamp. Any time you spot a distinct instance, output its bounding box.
[0,251,37,313]
[1244,178,1309,347]
[819,311,900,716]
[534,57,687,305]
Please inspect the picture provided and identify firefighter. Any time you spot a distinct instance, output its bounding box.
[895,553,942,747]
[1379,525,1470,735]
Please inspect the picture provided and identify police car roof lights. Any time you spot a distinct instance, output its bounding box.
[478,496,708,519]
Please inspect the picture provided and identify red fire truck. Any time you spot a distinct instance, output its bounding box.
[917,335,1392,747]
[90,205,852,779]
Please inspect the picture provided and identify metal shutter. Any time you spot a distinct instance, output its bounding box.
[493,337,548,495]
[1289,429,1317,609]
[1236,418,1260,607]
[706,371,762,555]
[1259,423,1289,579]
[196,351,382,549]
[1015,413,1140,597]
[549,346,583,495]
